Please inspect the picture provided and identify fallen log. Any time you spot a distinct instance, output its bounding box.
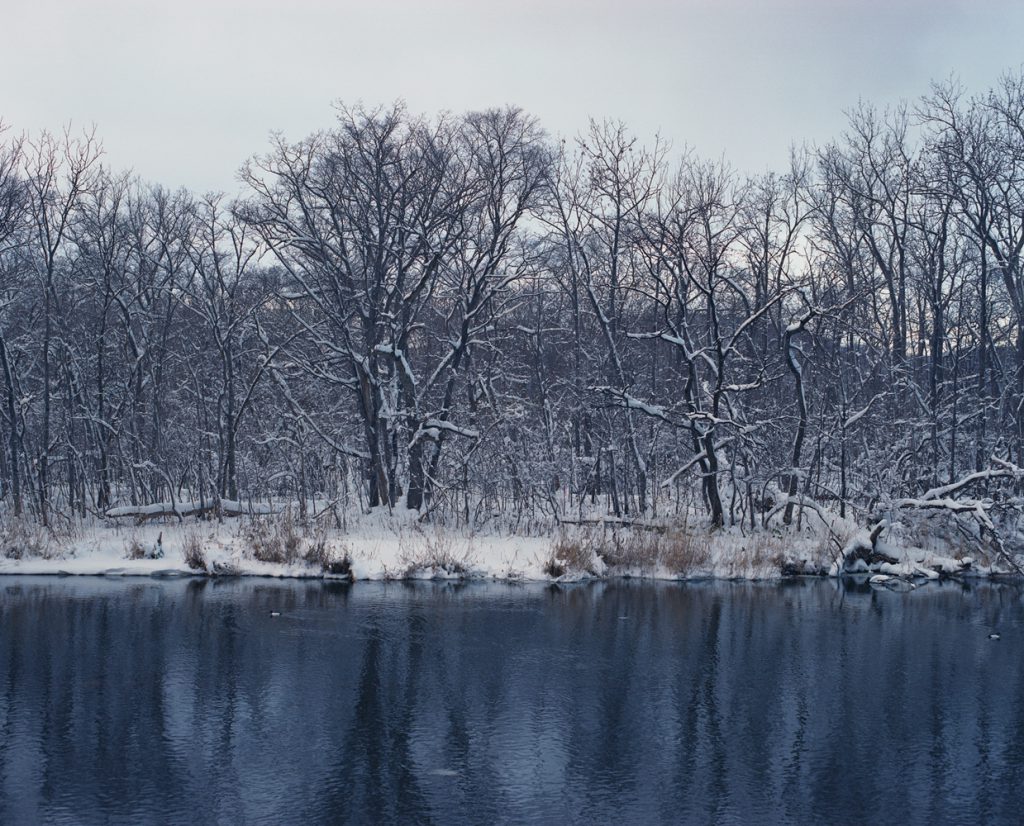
[556,516,667,532]
[105,499,275,524]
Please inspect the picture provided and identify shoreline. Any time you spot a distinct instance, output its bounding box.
[0,544,1007,589]
[0,568,1007,584]
[0,520,1006,586]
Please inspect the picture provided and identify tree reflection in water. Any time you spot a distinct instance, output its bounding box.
[0,577,1022,825]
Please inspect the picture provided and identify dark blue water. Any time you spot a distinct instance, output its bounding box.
[0,577,1022,825]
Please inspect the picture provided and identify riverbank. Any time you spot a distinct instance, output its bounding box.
[0,506,1001,583]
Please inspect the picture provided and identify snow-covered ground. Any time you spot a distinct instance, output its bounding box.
[0,505,1004,584]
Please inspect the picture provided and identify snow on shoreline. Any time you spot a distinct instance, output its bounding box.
[0,512,1003,584]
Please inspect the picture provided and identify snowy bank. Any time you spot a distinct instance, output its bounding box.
[0,506,1005,584]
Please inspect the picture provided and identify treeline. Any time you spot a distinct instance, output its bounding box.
[2,72,1024,534]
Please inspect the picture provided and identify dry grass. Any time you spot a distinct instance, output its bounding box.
[242,511,303,565]
[124,531,164,561]
[596,530,651,569]
[241,512,350,572]
[543,523,801,578]
[125,536,148,560]
[400,526,474,577]
[302,524,331,570]
[593,527,711,576]
[325,551,354,580]
[182,530,208,572]
[1,516,52,560]
[543,529,601,578]
[722,536,787,578]
[540,524,711,577]
[658,528,712,575]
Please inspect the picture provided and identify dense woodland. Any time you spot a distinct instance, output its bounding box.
[3,73,1024,541]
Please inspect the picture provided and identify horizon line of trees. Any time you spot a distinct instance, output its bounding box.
[3,70,1024,536]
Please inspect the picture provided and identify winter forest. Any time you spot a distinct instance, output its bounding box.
[4,72,1024,571]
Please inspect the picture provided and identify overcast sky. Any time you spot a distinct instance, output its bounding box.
[3,0,1022,193]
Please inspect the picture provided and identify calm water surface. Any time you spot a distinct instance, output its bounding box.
[1,576,1023,825]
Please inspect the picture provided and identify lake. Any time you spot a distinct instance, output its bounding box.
[0,576,1021,824]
